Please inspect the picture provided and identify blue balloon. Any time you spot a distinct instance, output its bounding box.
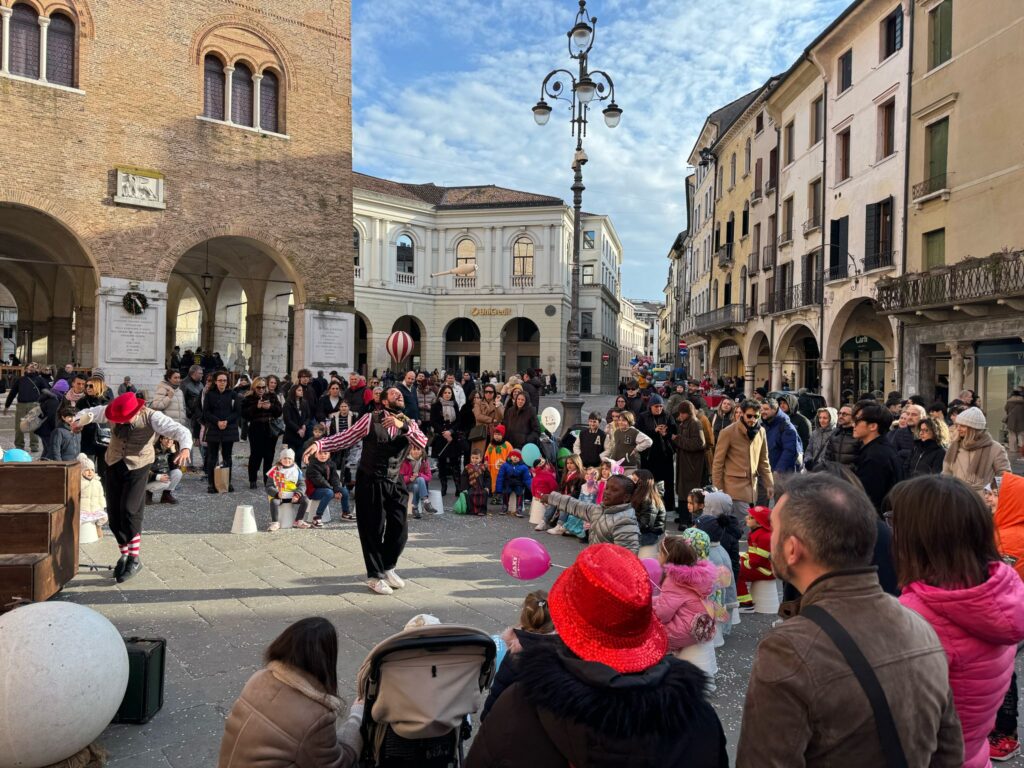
[521,443,542,467]
[3,448,32,463]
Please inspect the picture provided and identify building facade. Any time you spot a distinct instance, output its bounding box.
[0,0,355,389]
[617,297,646,382]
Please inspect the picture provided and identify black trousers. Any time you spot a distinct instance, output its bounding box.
[647,456,676,511]
[995,671,1019,736]
[436,451,461,494]
[205,440,234,483]
[354,473,409,579]
[248,426,277,484]
[103,460,151,547]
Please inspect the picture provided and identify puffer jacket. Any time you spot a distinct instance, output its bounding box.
[887,425,916,469]
[218,661,361,768]
[803,408,837,471]
[824,425,858,466]
[906,438,946,477]
[546,492,640,553]
[496,460,533,494]
[150,379,187,425]
[634,499,666,538]
[653,560,720,651]
[900,562,1024,768]
[762,409,801,473]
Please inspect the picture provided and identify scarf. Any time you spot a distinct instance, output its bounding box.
[746,423,760,440]
[947,429,996,482]
[441,400,457,423]
[65,390,85,404]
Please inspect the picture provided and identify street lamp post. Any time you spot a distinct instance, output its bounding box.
[533,0,621,435]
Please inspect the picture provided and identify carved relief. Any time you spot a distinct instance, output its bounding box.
[113,167,166,210]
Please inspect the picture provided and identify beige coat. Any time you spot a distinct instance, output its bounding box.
[942,432,1012,492]
[472,398,504,433]
[150,379,187,425]
[218,662,361,768]
[711,420,773,504]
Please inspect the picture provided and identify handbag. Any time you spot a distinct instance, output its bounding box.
[800,605,909,768]
[269,416,285,438]
[468,424,489,443]
[18,404,44,434]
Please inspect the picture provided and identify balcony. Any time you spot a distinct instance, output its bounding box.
[716,243,734,269]
[877,250,1024,314]
[453,276,476,288]
[396,272,415,286]
[748,251,759,276]
[912,172,950,204]
[864,250,896,272]
[693,303,747,333]
[750,187,762,205]
[778,229,794,247]
[802,213,822,236]
[825,262,848,282]
[764,178,777,196]
[767,279,823,315]
[762,244,776,271]
[354,265,363,279]
[512,274,535,288]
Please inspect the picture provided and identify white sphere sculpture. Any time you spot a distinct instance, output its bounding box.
[0,602,129,768]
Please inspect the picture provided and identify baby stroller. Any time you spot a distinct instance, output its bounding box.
[357,623,497,768]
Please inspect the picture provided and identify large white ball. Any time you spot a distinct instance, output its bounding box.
[0,602,129,768]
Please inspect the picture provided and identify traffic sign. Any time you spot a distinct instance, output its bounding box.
[679,348,689,358]
[678,340,687,350]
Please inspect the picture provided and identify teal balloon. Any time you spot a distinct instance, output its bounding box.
[521,443,542,467]
[3,448,32,463]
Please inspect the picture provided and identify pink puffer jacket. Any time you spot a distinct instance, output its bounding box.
[900,561,1024,768]
[652,560,720,652]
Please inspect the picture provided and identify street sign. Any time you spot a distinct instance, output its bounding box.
[678,340,687,350]
[679,348,689,358]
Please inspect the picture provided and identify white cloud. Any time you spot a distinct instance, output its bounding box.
[352,0,848,299]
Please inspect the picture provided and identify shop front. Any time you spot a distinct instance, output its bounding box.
[840,336,886,399]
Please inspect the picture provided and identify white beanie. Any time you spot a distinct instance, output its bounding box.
[77,453,95,472]
[957,406,987,431]
[279,447,296,461]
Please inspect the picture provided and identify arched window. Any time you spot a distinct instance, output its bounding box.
[396,235,414,274]
[513,237,534,276]
[260,70,279,133]
[744,137,752,175]
[46,13,75,86]
[10,4,41,79]
[353,228,360,268]
[730,153,737,187]
[231,62,254,127]
[203,54,225,120]
[456,239,476,270]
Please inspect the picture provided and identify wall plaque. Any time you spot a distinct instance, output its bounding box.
[114,166,166,210]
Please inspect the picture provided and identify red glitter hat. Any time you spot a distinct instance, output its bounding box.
[105,392,145,424]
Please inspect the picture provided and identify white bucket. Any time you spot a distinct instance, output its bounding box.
[428,489,444,514]
[731,605,741,626]
[528,499,546,525]
[751,579,782,614]
[712,626,725,648]
[675,640,718,678]
[277,503,298,530]
[79,521,99,545]
[231,504,258,534]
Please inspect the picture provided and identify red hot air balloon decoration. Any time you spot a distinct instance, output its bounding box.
[386,331,414,364]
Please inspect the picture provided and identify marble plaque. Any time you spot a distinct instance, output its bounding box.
[105,307,159,362]
[309,313,352,368]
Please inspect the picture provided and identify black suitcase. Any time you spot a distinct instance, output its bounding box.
[114,637,166,724]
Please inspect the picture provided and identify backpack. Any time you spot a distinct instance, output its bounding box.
[19,404,45,434]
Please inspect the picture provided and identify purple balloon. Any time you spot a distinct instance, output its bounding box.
[501,537,552,580]
[641,558,663,596]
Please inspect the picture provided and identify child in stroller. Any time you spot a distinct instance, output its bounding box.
[356,618,496,767]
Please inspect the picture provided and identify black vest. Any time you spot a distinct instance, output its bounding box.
[357,411,410,481]
[579,428,606,467]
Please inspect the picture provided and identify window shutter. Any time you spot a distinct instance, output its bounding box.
[260,71,279,133]
[865,203,879,262]
[838,216,850,263]
[46,14,75,86]
[232,63,254,127]
[9,4,41,79]
[204,56,225,120]
[754,158,763,190]
[882,196,894,254]
[894,10,904,51]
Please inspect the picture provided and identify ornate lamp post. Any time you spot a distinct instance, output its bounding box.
[533,0,621,433]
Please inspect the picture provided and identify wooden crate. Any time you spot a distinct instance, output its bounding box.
[0,553,57,603]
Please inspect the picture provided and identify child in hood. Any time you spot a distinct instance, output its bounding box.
[78,453,107,538]
[485,425,512,493]
[697,490,743,583]
[266,448,309,531]
[496,450,532,518]
[737,505,775,612]
[654,534,720,651]
[690,514,739,640]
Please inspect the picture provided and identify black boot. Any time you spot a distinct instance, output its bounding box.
[117,556,143,583]
[145,491,154,505]
[160,490,177,505]
[113,554,129,579]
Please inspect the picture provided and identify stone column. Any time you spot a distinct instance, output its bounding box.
[948,344,965,400]
[744,365,756,399]
[252,72,263,131]
[820,361,835,406]
[76,307,96,368]
[37,16,49,82]
[0,7,12,75]
[49,316,74,367]
[245,313,265,373]
[291,305,354,377]
[770,361,783,392]
[223,65,234,123]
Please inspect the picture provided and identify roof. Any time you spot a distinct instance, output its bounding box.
[353,172,564,210]
[708,87,761,135]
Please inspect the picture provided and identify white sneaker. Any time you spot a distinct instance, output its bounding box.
[383,569,405,589]
[534,522,548,532]
[367,578,394,595]
[547,524,566,535]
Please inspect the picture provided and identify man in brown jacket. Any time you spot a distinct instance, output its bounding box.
[737,473,963,767]
[711,399,773,521]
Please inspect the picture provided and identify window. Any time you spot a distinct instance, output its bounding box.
[784,121,795,165]
[811,95,824,145]
[755,112,764,134]
[929,0,952,70]
[583,264,594,284]
[46,13,75,86]
[583,230,595,249]
[581,312,593,338]
[754,157,763,193]
[730,153,736,188]
[456,239,476,270]
[879,99,896,159]
[260,70,279,133]
[203,55,225,120]
[781,197,794,243]
[925,117,949,186]
[923,228,945,270]
[231,63,254,126]
[717,167,724,199]
[10,4,41,79]
[396,234,414,274]
[744,138,751,175]
[882,7,903,60]
[837,128,851,182]
[513,238,534,276]
[353,228,360,267]
[808,178,822,229]
[741,202,749,238]
[865,197,894,268]
[838,50,853,92]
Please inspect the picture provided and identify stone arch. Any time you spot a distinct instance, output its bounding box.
[775,321,819,361]
[744,329,771,365]
[35,0,95,38]
[502,229,539,251]
[190,15,294,92]
[446,230,484,253]
[824,297,894,363]
[0,195,100,274]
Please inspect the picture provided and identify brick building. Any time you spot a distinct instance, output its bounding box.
[0,0,354,387]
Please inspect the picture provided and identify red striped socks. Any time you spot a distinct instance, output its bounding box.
[127,535,140,557]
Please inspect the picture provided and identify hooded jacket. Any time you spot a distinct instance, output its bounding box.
[906,438,946,477]
[803,408,837,471]
[900,562,1024,768]
[762,408,801,473]
[466,641,728,768]
[653,560,720,652]
[547,492,640,553]
[698,492,743,580]
[781,394,812,451]
[496,459,533,494]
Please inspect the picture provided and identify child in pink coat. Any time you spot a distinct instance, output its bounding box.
[652,534,720,652]
[399,444,436,518]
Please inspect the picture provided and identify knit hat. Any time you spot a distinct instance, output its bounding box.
[957,406,987,431]
[702,491,733,518]
[508,450,523,461]
[279,447,296,461]
[548,544,667,674]
[493,425,506,437]
[77,453,95,472]
[104,392,145,423]
[648,394,664,406]
[682,527,711,560]
[52,379,69,396]
[748,505,772,531]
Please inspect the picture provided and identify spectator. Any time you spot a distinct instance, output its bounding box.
[242,377,283,489]
[906,417,946,477]
[145,435,183,505]
[150,369,187,428]
[688,381,709,413]
[892,475,1024,768]
[710,397,735,444]
[47,398,81,461]
[779,393,811,451]
[760,397,801,473]
[889,403,924,469]
[218,617,362,767]
[622,381,644,416]
[601,409,652,470]
[804,407,836,472]
[572,411,605,469]
[306,447,350,526]
[395,370,420,422]
[443,372,467,409]
[852,403,904,514]
[542,475,641,553]
[467,544,727,766]
[943,407,1012,493]
[202,370,240,493]
[673,400,706,507]
[36,378,66,455]
[3,362,45,452]
[520,369,542,411]
[502,390,539,450]
[737,473,963,767]
[637,394,677,513]
[711,399,773,521]
[1006,387,1024,456]
[825,404,858,466]
[929,401,950,426]
[282,384,311,455]
[312,370,329,398]
[118,376,137,395]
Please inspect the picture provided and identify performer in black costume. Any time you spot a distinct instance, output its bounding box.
[304,387,427,595]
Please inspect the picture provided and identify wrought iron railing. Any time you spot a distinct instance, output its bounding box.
[694,303,747,333]
[716,243,734,269]
[766,279,823,314]
[825,262,848,282]
[762,244,776,271]
[748,251,759,276]
[877,250,1024,312]
[779,229,794,246]
[912,172,948,200]
[750,187,762,204]
[764,178,777,196]
[864,250,896,272]
[802,213,822,234]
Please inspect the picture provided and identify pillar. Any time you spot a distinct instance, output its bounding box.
[820,361,835,406]
[37,16,49,83]
[948,344,965,401]
[223,65,234,123]
[49,316,74,367]
[252,72,263,131]
[0,7,12,75]
[744,365,755,400]
[770,361,783,392]
[76,307,96,368]
[291,305,354,378]
[257,314,290,377]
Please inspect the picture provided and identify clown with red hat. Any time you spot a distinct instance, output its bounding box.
[74,391,193,583]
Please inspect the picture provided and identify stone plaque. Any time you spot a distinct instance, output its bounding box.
[309,313,352,368]
[105,307,159,362]
[113,166,166,210]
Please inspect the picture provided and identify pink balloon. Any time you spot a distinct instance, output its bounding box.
[501,537,552,581]
[641,558,663,596]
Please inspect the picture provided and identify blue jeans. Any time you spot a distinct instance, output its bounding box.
[310,487,334,520]
[407,477,428,507]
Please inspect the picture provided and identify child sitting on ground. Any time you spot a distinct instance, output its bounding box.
[306,447,351,526]
[266,448,309,532]
[400,443,437,519]
[529,459,558,523]
[479,590,557,722]
[737,505,775,612]
[539,455,585,533]
[595,459,613,504]
[78,453,107,538]
[540,475,640,553]
[579,466,600,503]
[496,450,532,518]
[146,435,183,505]
[686,487,706,528]
[461,449,490,516]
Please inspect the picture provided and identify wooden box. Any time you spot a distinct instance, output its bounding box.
[0,553,58,603]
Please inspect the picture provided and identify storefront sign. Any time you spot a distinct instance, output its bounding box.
[470,307,512,317]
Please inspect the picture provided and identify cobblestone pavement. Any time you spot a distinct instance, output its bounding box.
[2,396,1023,766]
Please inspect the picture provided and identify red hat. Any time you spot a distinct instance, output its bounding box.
[105,392,145,424]
[508,450,523,461]
[493,425,506,437]
[548,544,667,674]
[748,505,772,531]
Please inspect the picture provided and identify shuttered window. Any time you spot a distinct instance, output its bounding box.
[929,0,953,69]
[231,62,254,127]
[838,50,853,92]
[10,4,41,80]
[883,7,903,59]
[203,55,225,120]
[260,70,279,133]
[46,13,75,86]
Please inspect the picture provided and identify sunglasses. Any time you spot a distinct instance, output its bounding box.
[254,386,267,390]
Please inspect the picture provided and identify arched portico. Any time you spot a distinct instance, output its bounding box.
[775,322,820,391]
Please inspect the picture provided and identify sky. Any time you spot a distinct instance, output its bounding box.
[351,0,851,300]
